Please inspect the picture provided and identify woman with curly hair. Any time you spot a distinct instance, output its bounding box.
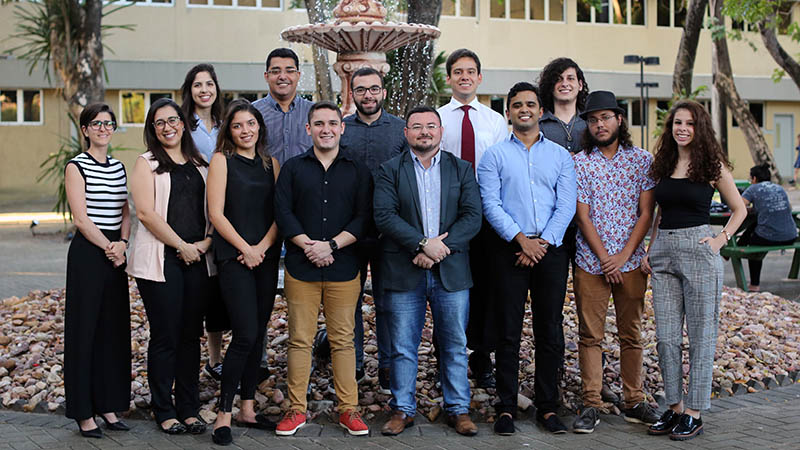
[642,100,746,441]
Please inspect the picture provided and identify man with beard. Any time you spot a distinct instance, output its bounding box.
[571,91,659,433]
[340,67,407,393]
[374,106,482,437]
[477,82,575,436]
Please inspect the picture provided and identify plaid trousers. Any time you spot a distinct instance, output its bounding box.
[649,224,723,411]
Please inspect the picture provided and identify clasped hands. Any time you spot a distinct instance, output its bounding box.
[104,241,127,268]
[177,239,213,266]
[599,252,627,284]
[514,236,548,268]
[303,240,335,268]
[412,232,449,269]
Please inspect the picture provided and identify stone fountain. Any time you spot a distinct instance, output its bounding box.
[281,0,441,115]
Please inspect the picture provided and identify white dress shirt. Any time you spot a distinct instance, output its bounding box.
[437,97,509,166]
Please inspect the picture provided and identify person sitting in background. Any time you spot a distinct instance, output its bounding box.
[738,164,798,292]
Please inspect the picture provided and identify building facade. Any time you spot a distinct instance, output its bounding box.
[1,0,799,202]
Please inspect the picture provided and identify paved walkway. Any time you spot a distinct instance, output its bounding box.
[0,383,798,449]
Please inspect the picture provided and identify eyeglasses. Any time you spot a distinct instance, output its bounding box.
[266,68,298,76]
[154,116,181,130]
[88,120,116,130]
[352,85,382,96]
[409,124,440,132]
[586,114,618,125]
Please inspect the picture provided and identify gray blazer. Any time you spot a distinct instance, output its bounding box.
[373,150,482,292]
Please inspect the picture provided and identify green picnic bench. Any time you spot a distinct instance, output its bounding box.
[719,239,800,290]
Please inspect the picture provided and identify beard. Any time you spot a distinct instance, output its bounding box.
[410,139,436,154]
[589,128,619,148]
[355,97,384,116]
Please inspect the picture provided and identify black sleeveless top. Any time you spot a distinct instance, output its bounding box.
[654,177,714,229]
[167,162,206,243]
[213,153,275,262]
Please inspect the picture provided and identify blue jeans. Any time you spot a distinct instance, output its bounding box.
[354,240,390,370]
[386,270,470,417]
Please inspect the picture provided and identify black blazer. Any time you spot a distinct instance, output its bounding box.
[374,150,482,292]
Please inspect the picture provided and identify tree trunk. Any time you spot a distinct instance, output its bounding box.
[710,0,779,181]
[672,0,707,96]
[711,50,728,155]
[386,0,441,116]
[758,21,800,90]
[304,0,334,101]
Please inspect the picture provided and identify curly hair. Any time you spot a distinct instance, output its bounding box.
[649,100,730,184]
[580,113,634,153]
[537,57,589,113]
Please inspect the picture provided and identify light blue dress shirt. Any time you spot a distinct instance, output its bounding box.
[412,150,442,239]
[190,114,218,162]
[477,132,576,246]
[252,94,314,166]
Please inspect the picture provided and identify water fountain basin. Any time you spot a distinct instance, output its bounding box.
[280,21,440,54]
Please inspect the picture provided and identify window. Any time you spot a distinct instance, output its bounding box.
[491,96,505,116]
[222,92,263,104]
[0,89,42,125]
[121,0,173,4]
[442,0,476,17]
[187,0,280,8]
[577,0,644,25]
[491,0,565,21]
[732,102,764,128]
[120,91,173,126]
[657,0,689,27]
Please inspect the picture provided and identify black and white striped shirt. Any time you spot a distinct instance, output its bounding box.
[67,152,128,231]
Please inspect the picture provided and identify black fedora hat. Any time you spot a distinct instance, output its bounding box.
[579,91,625,120]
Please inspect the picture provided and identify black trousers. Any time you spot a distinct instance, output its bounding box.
[64,230,131,421]
[136,250,211,423]
[465,221,496,375]
[218,248,279,412]
[737,225,796,285]
[490,232,568,416]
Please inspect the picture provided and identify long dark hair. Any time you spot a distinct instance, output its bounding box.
[79,103,117,148]
[143,98,208,174]
[580,113,634,153]
[216,99,271,171]
[649,100,730,184]
[180,64,224,131]
[537,57,589,113]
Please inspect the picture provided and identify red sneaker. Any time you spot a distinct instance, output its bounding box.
[339,409,369,436]
[275,410,306,436]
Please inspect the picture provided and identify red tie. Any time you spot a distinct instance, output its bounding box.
[460,105,475,169]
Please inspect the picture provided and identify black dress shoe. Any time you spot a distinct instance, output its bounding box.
[183,417,208,435]
[669,414,703,441]
[493,413,515,436]
[536,412,567,434]
[648,409,682,435]
[75,420,103,439]
[474,371,496,389]
[98,415,130,431]
[160,421,188,435]
[212,426,233,446]
[234,413,277,431]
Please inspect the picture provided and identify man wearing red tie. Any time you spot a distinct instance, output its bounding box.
[437,48,508,388]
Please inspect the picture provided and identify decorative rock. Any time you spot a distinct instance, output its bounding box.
[427,405,441,422]
[517,394,532,411]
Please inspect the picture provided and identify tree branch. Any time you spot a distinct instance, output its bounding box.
[758,21,800,87]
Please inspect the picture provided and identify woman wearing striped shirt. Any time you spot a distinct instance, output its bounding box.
[64,103,132,438]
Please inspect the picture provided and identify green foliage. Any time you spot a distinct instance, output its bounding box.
[653,85,708,139]
[4,0,135,83]
[37,116,133,218]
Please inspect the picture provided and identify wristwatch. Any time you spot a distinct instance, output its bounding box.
[329,239,339,251]
[415,237,428,254]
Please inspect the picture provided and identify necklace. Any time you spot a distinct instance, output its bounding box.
[558,115,576,142]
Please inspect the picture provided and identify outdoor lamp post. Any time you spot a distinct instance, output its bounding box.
[624,55,660,148]
[636,81,659,150]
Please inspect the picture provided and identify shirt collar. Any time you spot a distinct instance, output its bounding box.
[349,109,388,126]
[266,93,296,112]
[447,96,481,112]
[411,149,442,167]
[588,144,634,160]
[300,146,353,163]
[509,130,545,149]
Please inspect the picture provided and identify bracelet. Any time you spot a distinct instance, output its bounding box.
[206,233,213,239]
[721,229,732,241]
[120,238,129,248]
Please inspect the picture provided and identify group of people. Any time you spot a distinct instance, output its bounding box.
[63,46,763,445]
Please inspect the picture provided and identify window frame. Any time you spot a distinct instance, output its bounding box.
[0,88,44,126]
[186,0,282,10]
[118,91,175,127]
[114,0,175,6]
[442,0,478,18]
[488,0,565,22]
[577,0,646,26]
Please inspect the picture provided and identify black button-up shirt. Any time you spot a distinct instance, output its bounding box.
[539,110,586,154]
[340,109,407,177]
[275,148,372,282]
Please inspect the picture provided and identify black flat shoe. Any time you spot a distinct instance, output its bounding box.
[98,415,130,431]
[75,420,103,439]
[537,412,567,434]
[234,413,277,431]
[648,409,682,435]
[183,417,208,435]
[474,371,496,389]
[160,421,187,435]
[493,413,515,436]
[212,426,233,446]
[669,414,703,441]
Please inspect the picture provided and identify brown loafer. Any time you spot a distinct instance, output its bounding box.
[381,410,414,436]
[447,414,478,436]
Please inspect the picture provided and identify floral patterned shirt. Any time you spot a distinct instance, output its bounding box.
[574,145,656,275]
